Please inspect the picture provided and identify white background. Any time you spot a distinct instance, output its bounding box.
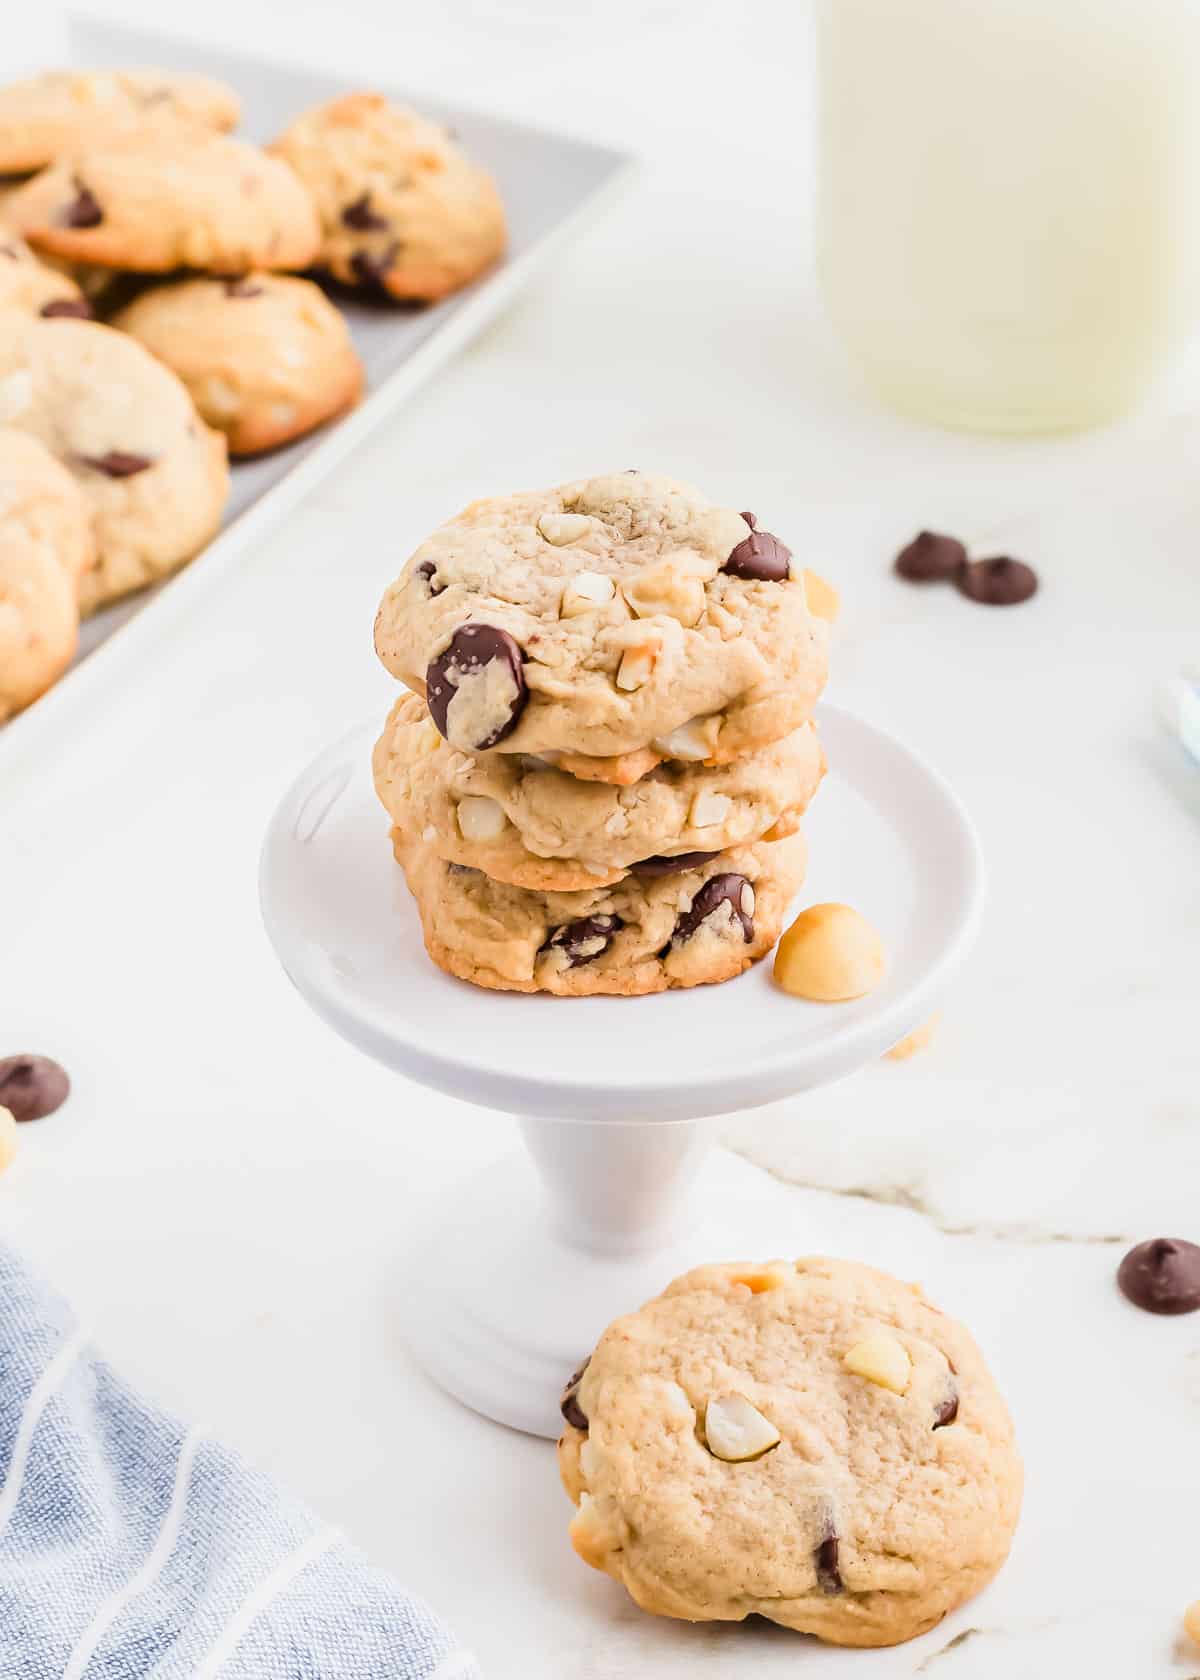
[3,2,1200,1674]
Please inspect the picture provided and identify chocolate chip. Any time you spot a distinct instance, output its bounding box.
[416,559,445,597]
[0,1055,69,1123]
[58,180,102,229]
[560,1358,590,1432]
[79,451,153,478]
[541,915,622,968]
[894,530,966,582]
[933,1384,959,1429]
[426,624,528,750]
[956,555,1039,606]
[223,277,264,298]
[723,523,791,582]
[349,242,401,289]
[739,511,757,528]
[1117,1238,1200,1315]
[39,297,93,319]
[672,873,755,946]
[815,1533,842,1594]
[342,192,390,232]
[631,850,720,879]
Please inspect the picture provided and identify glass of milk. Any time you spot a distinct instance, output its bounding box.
[817,0,1200,432]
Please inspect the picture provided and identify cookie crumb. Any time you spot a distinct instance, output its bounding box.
[885,1015,940,1061]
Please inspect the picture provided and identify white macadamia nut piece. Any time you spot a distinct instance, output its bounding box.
[704,1394,782,1461]
[842,1333,912,1395]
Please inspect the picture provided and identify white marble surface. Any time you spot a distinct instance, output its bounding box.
[3,2,1200,1674]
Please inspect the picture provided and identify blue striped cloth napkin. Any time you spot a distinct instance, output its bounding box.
[0,1243,480,1679]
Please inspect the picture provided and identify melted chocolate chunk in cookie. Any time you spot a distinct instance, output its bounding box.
[39,297,93,319]
[79,451,153,478]
[815,1532,842,1594]
[426,624,528,750]
[58,180,103,228]
[0,1054,69,1123]
[933,1383,959,1429]
[541,915,622,968]
[350,242,401,289]
[723,518,791,582]
[631,850,720,879]
[416,559,445,597]
[341,192,390,231]
[560,1358,591,1432]
[223,276,265,298]
[672,873,755,946]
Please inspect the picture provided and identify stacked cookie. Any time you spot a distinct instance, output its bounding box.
[372,472,834,995]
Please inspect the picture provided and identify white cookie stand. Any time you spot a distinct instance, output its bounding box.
[260,704,983,1437]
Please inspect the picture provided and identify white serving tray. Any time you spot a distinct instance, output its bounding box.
[0,13,632,781]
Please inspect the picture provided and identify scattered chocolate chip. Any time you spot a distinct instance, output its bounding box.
[894,530,966,582]
[223,276,264,298]
[0,1055,69,1123]
[342,192,390,232]
[1117,1238,1200,1315]
[416,559,445,597]
[631,850,720,879]
[541,915,622,968]
[349,242,401,289]
[426,624,528,750]
[57,180,102,229]
[956,555,1039,606]
[723,523,791,582]
[672,873,755,946]
[560,1359,590,1431]
[815,1533,842,1594]
[39,297,93,319]
[933,1384,959,1429]
[78,451,153,478]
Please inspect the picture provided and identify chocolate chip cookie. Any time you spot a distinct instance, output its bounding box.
[0,228,90,319]
[374,690,824,890]
[6,132,319,275]
[374,473,829,777]
[270,92,506,302]
[0,315,228,612]
[113,273,363,456]
[559,1257,1022,1647]
[0,426,91,717]
[392,830,807,994]
[0,67,240,174]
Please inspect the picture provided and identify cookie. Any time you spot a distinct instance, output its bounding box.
[0,227,90,319]
[0,427,91,718]
[6,132,320,274]
[271,93,505,302]
[113,273,363,456]
[374,690,824,890]
[559,1257,1022,1648]
[374,474,829,776]
[392,831,807,995]
[0,314,229,612]
[0,68,240,174]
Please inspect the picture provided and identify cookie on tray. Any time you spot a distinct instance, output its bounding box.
[558,1257,1023,1648]
[0,227,90,319]
[0,427,92,718]
[373,473,829,777]
[0,68,240,174]
[374,690,824,890]
[113,274,363,456]
[271,93,505,302]
[392,830,807,995]
[0,314,229,612]
[6,132,320,275]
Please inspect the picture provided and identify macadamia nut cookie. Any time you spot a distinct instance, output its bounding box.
[0,315,228,612]
[0,427,91,717]
[374,690,824,889]
[6,132,319,274]
[113,274,363,456]
[0,68,239,174]
[271,93,505,302]
[392,831,807,995]
[559,1257,1022,1647]
[374,473,829,775]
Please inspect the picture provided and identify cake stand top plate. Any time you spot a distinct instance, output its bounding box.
[259,703,983,1123]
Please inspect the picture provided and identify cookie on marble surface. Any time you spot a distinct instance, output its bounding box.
[0,427,91,718]
[0,67,240,174]
[0,227,90,319]
[374,689,824,890]
[392,830,807,995]
[374,473,829,775]
[0,314,228,612]
[113,273,363,456]
[6,132,319,275]
[271,92,505,302]
[558,1256,1022,1648]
